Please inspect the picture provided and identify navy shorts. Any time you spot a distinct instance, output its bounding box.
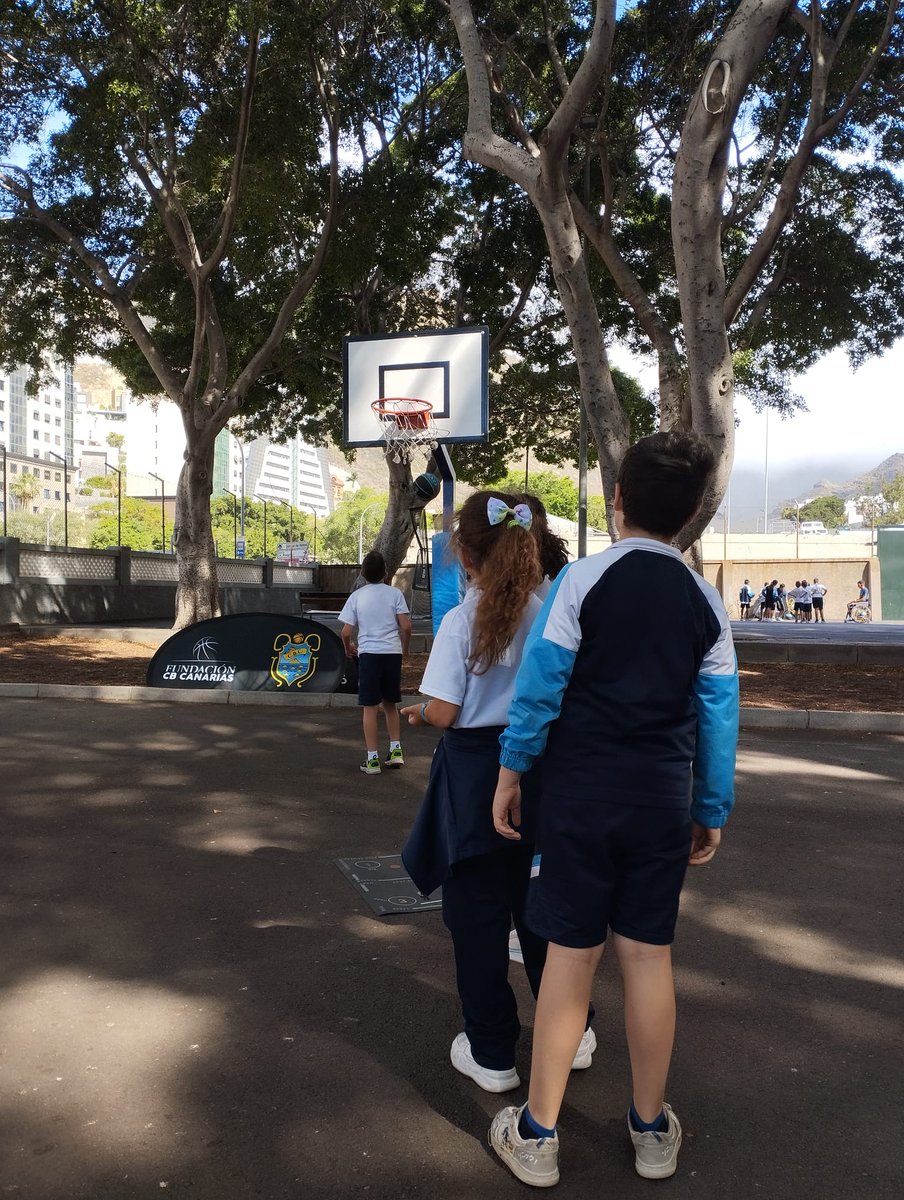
[812,597,823,610]
[357,653,402,706]
[527,796,692,947]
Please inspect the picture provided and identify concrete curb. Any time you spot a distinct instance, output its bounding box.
[0,682,901,731]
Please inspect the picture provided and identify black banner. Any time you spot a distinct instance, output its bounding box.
[146,612,357,693]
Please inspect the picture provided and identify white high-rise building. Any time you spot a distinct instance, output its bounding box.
[72,365,184,497]
[239,434,332,516]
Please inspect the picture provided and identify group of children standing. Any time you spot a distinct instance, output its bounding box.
[340,433,740,1188]
[739,577,827,621]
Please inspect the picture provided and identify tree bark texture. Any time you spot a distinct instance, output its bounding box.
[450,0,627,534]
[672,0,795,548]
[172,427,220,629]
[374,456,428,581]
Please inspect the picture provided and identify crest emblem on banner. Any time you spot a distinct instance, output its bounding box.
[270,632,320,687]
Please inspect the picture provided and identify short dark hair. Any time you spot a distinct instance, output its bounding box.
[362,550,386,583]
[616,431,716,537]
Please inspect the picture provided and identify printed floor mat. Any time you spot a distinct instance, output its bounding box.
[336,854,441,915]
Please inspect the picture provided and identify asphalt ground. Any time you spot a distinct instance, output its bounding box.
[2,700,902,1200]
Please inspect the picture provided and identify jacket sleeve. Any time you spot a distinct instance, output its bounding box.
[499,568,579,774]
[691,610,739,828]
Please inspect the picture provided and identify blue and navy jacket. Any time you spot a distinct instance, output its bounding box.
[499,538,739,828]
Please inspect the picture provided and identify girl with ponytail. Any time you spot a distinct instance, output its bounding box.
[401,490,595,1093]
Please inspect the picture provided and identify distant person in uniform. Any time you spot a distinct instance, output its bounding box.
[798,579,813,623]
[739,579,754,619]
[764,579,779,621]
[810,578,827,622]
[338,550,411,774]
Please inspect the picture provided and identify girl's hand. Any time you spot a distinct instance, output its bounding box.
[493,768,523,840]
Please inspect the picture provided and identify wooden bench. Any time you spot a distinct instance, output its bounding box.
[299,592,349,614]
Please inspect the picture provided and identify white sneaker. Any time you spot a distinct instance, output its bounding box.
[508,928,524,963]
[450,1033,519,1093]
[629,1103,682,1179]
[571,1027,596,1069]
[490,1103,560,1188]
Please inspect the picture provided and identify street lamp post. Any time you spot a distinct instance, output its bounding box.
[762,409,770,537]
[47,450,69,547]
[795,500,800,559]
[358,501,382,564]
[104,460,122,548]
[223,489,238,558]
[148,472,166,553]
[1,445,6,538]
[254,495,268,557]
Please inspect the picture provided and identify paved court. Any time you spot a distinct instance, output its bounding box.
[1,699,902,1199]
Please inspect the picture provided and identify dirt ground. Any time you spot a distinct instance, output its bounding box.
[0,634,902,711]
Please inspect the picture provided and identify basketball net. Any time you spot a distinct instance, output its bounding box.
[371,397,439,464]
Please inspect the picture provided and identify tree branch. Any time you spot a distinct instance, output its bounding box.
[542,0,617,164]
[448,0,540,189]
[201,26,260,280]
[725,0,898,325]
[0,170,183,402]
[489,261,542,355]
[227,53,342,408]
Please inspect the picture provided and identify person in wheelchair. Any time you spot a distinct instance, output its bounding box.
[845,581,870,622]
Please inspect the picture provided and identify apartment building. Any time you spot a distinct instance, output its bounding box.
[0,363,75,517]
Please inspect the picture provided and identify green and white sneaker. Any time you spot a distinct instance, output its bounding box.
[629,1103,682,1179]
[384,747,405,769]
[489,1103,560,1188]
[359,757,381,775]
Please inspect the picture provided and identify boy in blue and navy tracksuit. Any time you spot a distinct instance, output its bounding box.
[487,431,739,1189]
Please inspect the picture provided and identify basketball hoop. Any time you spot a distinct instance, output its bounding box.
[371,397,439,464]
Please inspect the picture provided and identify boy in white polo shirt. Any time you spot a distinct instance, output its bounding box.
[339,551,412,774]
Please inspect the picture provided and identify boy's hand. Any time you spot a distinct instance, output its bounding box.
[688,822,721,866]
[493,768,523,841]
[399,703,422,725]
[344,642,358,657]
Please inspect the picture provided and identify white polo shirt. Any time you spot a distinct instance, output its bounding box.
[338,583,409,654]
[421,588,542,728]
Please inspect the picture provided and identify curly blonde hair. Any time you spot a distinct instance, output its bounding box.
[451,490,541,673]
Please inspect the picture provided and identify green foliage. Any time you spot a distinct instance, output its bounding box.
[489,470,578,522]
[456,363,653,485]
[89,495,170,551]
[587,496,609,532]
[781,495,846,529]
[879,474,904,525]
[319,489,388,564]
[8,470,41,508]
[801,496,847,529]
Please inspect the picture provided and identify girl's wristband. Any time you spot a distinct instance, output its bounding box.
[420,702,429,724]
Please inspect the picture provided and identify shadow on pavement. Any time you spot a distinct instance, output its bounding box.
[1,703,901,1199]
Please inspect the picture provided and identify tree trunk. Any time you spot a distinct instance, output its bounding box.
[672,1,794,550]
[171,429,219,629]
[534,173,630,533]
[373,455,428,580]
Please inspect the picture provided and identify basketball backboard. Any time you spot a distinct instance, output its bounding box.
[342,326,488,449]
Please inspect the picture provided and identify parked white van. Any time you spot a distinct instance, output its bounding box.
[800,521,828,534]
